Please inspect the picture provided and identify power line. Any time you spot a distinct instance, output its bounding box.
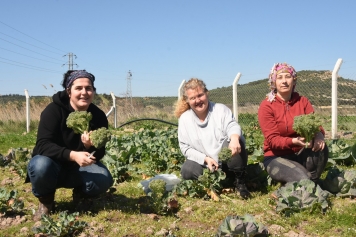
[0,32,63,55]
[0,58,62,73]
[0,20,66,54]
[0,37,63,62]
[0,47,60,64]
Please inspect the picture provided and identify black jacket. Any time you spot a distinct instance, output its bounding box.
[31,90,108,165]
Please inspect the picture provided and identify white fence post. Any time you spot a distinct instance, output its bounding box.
[105,92,117,128]
[331,58,343,139]
[178,80,186,99]
[232,73,241,121]
[24,89,30,133]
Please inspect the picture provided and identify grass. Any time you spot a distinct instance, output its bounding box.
[1,123,356,236]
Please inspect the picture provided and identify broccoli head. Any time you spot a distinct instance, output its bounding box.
[293,113,321,147]
[66,111,92,134]
[218,147,232,162]
[90,127,112,149]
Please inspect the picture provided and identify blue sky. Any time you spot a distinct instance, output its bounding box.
[1,0,355,97]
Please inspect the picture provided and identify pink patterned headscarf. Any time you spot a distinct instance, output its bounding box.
[266,62,297,102]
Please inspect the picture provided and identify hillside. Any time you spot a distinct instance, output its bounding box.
[1,70,356,108]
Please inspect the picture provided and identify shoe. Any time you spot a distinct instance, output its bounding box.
[33,194,55,221]
[235,182,251,199]
[234,169,251,199]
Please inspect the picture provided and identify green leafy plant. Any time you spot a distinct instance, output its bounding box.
[293,113,322,147]
[8,147,32,178]
[102,135,137,185]
[215,214,268,237]
[90,127,112,148]
[218,147,232,162]
[0,187,24,214]
[326,139,356,165]
[66,111,92,134]
[243,121,264,163]
[32,211,88,237]
[270,179,331,216]
[145,179,178,215]
[323,166,356,197]
[175,169,226,201]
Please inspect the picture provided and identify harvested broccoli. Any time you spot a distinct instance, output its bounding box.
[293,113,321,147]
[90,127,112,149]
[218,147,232,162]
[66,111,92,134]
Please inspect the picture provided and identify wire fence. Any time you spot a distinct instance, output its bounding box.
[1,59,355,140]
[206,60,356,140]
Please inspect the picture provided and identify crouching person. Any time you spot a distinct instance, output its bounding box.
[26,70,113,221]
[175,78,251,199]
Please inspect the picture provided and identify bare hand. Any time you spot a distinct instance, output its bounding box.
[292,136,306,147]
[229,134,241,155]
[81,131,93,149]
[311,132,325,152]
[70,151,96,167]
[204,156,218,172]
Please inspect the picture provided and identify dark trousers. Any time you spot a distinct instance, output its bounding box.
[181,142,248,180]
[264,146,329,183]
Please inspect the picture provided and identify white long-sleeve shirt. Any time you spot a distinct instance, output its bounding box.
[178,102,245,165]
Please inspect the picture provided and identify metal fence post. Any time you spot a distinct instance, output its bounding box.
[178,80,186,99]
[105,92,117,128]
[331,58,343,139]
[24,89,30,133]
[232,73,241,121]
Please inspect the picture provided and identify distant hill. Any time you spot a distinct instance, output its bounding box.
[1,71,356,108]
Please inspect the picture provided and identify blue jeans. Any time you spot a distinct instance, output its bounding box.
[27,155,113,197]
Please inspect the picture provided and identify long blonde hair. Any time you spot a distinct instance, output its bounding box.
[174,78,209,118]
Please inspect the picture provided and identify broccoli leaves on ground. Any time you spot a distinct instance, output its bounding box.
[0,187,24,214]
[215,214,268,237]
[32,211,87,236]
[293,113,322,147]
[271,179,331,216]
[175,169,226,201]
[322,166,356,197]
[326,139,356,165]
[66,111,92,134]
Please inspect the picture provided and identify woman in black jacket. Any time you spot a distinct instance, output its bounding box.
[27,70,113,221]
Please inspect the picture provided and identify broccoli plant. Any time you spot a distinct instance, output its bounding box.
[90,127,112,149]
[216,214,268,236]
[175,169,226,201]
[146,179,178,215]
[218,147,231,162]
[0,187,24,214]
[293,113,322,147]
[32,211,88,236]
[66,111,111,149]
[66,111,92,134]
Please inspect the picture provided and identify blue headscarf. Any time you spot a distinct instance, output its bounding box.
[66,70,94,88]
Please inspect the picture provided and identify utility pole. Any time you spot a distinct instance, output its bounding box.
[126,70,132,106]
[62,52,78,70]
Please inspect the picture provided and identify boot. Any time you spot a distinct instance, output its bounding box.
[33,193,55,221]
[234,170,251,199]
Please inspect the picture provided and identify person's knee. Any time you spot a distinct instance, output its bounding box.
[181,161,202,180]
[28,155,55,178]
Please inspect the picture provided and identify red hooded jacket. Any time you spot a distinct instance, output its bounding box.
[258,92,325,157]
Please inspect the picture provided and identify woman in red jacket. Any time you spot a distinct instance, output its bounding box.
[258,63,328,184]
